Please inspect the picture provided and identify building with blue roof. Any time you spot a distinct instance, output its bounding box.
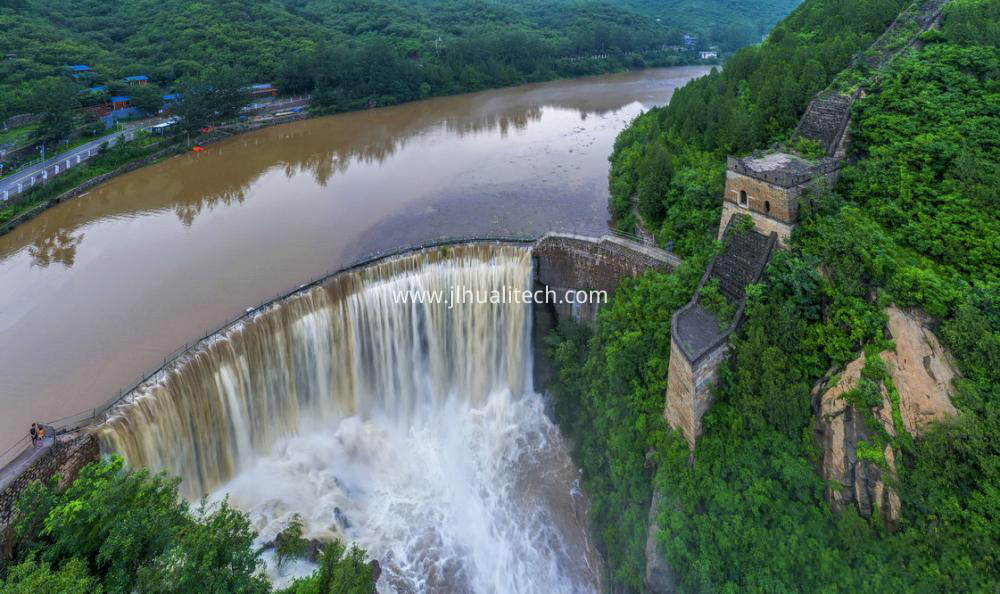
[160,93,180,113]
[248,83,277,98]
[68,64,93,78]
[124,75,149,86]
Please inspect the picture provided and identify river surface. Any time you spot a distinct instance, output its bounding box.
[0,66,709,445]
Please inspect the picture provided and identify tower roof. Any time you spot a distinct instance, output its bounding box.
[728,152,839,188]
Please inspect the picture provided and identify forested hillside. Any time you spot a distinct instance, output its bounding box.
[550,0,1000,591]
[609,0,907,254]
[619,0,802,47]
[0,0,802,123]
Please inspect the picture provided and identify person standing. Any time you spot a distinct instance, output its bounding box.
[29,423,38,448]
[38,425,46,443]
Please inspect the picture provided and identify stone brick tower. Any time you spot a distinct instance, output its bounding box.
[665,147,843,448]
[666,223,776,446]
[718,153,841,248]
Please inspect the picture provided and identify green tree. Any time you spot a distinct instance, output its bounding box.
[274,513,310,569]
[127,83,165,116]
[135,499,269,594]
[7,457,266,594]
[0,558,98,594]
[31,78,79,145]
[174,67,249,130]
[4,456,379,593]
[278,541,375,594]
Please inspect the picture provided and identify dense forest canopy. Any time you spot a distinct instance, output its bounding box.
[550,0,1000,591]
[0,0,804,123]
[609,0,908,253]
[620,0,802,47]
[0,457,375,592]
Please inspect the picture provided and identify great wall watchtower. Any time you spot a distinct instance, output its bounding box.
[666,150,843,446]
[665,224,776,445]
[666,142,843,447]
[662,0,953,449]
[719,153,841,248]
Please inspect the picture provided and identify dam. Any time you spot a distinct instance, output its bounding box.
[101,244,591,591]
[0,233,677,591]
[0,66,695,592]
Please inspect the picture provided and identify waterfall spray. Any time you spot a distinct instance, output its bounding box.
[99,244,600,593]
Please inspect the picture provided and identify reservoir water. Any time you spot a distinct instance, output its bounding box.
[0,66,710,454]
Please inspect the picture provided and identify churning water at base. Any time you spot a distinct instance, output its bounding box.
[99,244,601,593]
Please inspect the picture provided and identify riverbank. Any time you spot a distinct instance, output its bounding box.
[0,57,719,239]
[0,112,310,237]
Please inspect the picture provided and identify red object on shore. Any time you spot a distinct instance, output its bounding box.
[200,126,214,133]
[192,145,204,152]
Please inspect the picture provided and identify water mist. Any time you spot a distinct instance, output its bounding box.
[99,245,601,593]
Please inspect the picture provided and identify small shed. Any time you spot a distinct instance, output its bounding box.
[248,83,277,98]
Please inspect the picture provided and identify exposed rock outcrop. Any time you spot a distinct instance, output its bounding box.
[813,306,958,526]
[883,306,957,436]
[813,354,902,526]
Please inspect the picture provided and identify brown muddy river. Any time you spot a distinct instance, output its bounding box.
[0,66,709,445]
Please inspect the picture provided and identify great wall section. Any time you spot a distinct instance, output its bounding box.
[648,0,953,590]
[0,0,955,580]
[665,0,952,452]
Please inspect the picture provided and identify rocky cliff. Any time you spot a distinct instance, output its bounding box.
[813,306,958,526]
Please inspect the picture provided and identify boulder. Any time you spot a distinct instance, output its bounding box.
[814,354,901,526]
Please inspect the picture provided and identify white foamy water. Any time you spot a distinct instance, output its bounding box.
[99,245,601,593]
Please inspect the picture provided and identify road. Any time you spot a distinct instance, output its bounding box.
[0,97,311,202]
[0,123,149,201]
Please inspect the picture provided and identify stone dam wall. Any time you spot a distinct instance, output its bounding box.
[0,233,680,543]
[0,433,99,544]
[531,232,680,389]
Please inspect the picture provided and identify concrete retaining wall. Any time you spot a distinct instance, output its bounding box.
[534,233,679,296]
[0,433,99,534]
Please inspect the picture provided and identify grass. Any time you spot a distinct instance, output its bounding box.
[52,123,125,155]
[0,123,38,146]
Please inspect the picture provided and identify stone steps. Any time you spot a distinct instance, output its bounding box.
[795,93,853,155]
[709,228,773,302]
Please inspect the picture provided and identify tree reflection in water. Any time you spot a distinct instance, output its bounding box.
[1,67,711,269]
[29,228,85,268]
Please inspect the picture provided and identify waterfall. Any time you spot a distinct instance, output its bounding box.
[98,244,600,593]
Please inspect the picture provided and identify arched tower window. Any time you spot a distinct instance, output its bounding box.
[764,200,771,213]
[739,190,747,206]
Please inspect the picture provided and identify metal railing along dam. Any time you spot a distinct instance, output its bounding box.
[0,229,679,474]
